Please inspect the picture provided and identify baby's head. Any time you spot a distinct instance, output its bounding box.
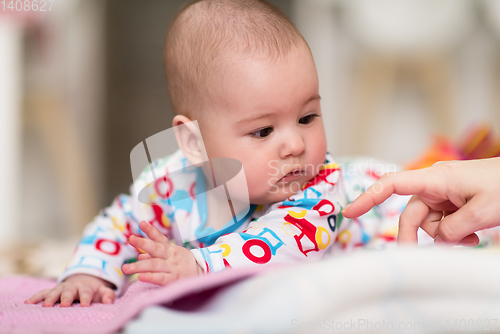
[164,0,327,204]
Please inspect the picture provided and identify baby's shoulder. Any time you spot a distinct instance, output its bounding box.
[132,149,192,203]
[135,150,187,183]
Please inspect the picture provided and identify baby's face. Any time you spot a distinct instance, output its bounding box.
[199,45,327,204]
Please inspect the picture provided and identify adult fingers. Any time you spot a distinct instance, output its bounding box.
[138,272,176,286]
[343,170,428,218]
[128,235,169,259]
[397,195,430,244]
[418,209,445,239]
[77,285,94,307]
[25,289,50,305]
[457,233,480,247]
[42,287,63,307]
[435,196,484,245]
[59,287,78,307]
[122,258,167,275]
[139,221,170,245]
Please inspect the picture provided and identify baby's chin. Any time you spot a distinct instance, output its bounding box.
[249,184,304,205]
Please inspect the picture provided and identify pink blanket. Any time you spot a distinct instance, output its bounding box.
[0,265,278,334]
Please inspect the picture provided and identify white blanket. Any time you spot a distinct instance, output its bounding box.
[125,247,500,334]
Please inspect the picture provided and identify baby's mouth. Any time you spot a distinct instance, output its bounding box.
[278,169,304,183]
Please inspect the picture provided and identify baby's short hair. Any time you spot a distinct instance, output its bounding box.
[164,0,307,118]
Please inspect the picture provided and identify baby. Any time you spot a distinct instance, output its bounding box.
[26,0,405,307]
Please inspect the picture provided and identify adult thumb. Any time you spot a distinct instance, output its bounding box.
[435,197,483,245]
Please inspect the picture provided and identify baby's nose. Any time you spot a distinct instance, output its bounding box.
[280,131,305,158]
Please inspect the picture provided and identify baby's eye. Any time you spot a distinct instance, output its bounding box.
[299,114,320,125]
[250,127,273,138]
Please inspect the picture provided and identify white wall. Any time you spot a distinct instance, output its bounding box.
[0,20,22,245]
[293,0,500,164]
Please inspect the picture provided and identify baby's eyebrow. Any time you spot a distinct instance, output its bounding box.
[236,112,275,124]
[307,94,321,103]
[236,94,321,124]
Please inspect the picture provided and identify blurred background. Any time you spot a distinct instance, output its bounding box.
[0,0,499,277]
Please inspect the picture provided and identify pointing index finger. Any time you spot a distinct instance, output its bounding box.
[342,169,430,218]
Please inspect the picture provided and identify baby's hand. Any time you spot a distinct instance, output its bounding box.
[24,274,115,307]
[122,221,203,285]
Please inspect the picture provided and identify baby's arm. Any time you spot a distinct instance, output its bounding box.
[25,195,142,307]
[26,156,175,306]
[25,152,188,305]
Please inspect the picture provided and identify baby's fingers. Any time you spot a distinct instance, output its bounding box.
[77,285,94,307]
[129,235,169,259]
[138,272,176,286]
[138,253,151,261]
[60,287,78,307]
[139,221,170,244]
[95,285,115,305]
[25,289,51,305]
[42,287,64,307]
[122,258,167,275]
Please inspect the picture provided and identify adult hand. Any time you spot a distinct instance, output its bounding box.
[342,158,500,245]
[24,274,115,307]
[122,221,203,285]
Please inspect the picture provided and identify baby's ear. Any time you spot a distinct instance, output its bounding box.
[172,115,208,165]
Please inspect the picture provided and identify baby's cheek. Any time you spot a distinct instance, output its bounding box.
[246,180,263,199]
[308,131,327,160]
[245,177,273,203]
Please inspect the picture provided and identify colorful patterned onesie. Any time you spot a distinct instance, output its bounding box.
[58,151,407,295]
